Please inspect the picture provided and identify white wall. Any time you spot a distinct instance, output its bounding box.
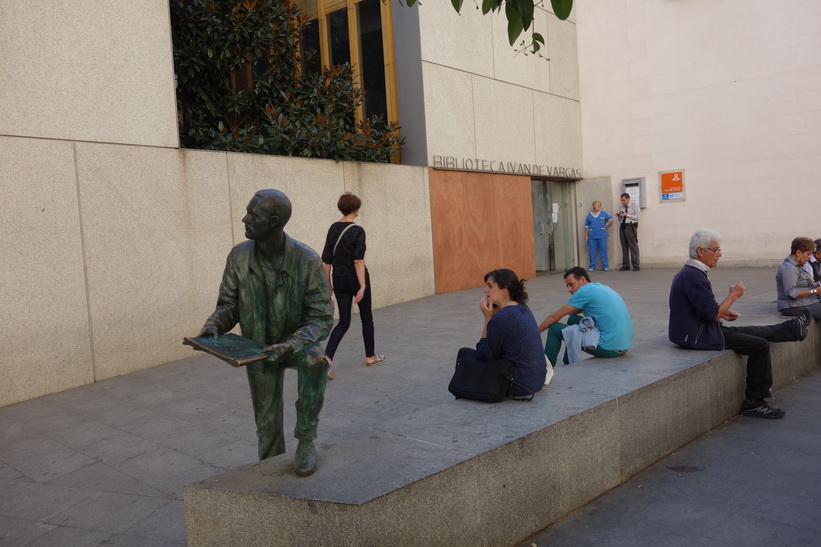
[576,0,821,266]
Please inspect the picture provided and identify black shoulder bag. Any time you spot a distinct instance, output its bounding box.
[448,344,535,402]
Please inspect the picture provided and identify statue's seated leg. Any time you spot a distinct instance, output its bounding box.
[291,344,328,476]
[245,360,286,461]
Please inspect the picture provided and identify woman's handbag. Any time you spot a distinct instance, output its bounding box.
[448,345,534,402]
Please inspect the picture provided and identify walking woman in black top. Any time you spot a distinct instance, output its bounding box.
[321,193,386,379]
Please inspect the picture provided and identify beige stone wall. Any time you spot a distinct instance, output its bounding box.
[0,138,93,405]
[417,2,582,170]
[74,144,232,382]
[576,0,821,267]
[0,136,434,407]
[0,1,178,148]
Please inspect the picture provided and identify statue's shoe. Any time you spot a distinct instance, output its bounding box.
[294,441,317,477]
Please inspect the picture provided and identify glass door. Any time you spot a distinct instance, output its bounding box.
[531,180,576,274]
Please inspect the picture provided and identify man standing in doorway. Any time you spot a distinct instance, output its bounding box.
[618,192,640,271]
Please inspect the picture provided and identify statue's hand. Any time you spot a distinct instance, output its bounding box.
[263,342,293,364]
[198,325,220,339]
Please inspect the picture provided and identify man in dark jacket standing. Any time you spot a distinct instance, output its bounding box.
[198,190,333,476]
[669,228,810,419]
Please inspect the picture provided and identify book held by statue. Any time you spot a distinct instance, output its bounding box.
[183,333,271,367]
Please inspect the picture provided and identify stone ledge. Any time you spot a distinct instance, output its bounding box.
[185,328,819,546]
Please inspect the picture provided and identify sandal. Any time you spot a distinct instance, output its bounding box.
[366,355,386,366]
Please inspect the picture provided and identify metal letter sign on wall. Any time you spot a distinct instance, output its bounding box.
[660,169,685,202]
[431,155,582,180]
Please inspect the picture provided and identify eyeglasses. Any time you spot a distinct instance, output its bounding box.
[704,247,721,253]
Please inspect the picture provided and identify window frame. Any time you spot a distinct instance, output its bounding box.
[295,0,398,128]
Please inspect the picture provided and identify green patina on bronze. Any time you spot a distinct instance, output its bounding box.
[183,334,270,367]
[189,189,332,476]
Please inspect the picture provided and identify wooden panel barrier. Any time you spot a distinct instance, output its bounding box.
[429,169,536,293]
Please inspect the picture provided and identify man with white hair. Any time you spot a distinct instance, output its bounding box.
[668,228,811,419]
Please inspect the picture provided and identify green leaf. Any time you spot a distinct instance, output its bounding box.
[551,0,573,20]
[517,0,534,31]
[505,1,524,45]
[482,0,496,15]
[451,0,464,13]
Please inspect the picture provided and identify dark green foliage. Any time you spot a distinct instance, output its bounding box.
[550,0,573,20]
[170,0,402,162]
[398,0,573,46]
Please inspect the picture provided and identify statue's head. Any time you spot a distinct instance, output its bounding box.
[243,189,292,241]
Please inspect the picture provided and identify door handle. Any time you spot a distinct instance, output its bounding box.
[539,221,544,236]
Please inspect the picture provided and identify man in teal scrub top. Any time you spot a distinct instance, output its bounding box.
[539,267,633,366]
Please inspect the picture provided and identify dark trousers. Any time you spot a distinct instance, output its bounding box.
[721,320,798,400]
[325,271,375,359]
[619,223,640,269]
[781,302,821,320]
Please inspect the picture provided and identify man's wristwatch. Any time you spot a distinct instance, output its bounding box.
[811,289,817,295]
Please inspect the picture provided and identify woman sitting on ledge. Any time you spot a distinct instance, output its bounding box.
[475,269,547,397]
[776,236,821,320]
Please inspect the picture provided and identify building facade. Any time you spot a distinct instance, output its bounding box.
[3,0,820,405]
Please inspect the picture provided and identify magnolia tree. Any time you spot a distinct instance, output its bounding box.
[170,0,402,162]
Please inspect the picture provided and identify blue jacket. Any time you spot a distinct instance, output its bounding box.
[668,264,724,350]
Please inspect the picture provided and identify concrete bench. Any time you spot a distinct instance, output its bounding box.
[184,322,819,546]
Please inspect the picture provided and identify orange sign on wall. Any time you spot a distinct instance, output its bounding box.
[660,170,685,201]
